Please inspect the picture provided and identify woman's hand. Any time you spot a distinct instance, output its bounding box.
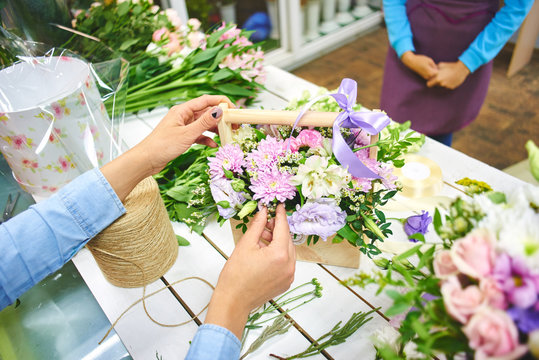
[101,95,234,201]
[401,51,438,80]
[205,204,296,339]
[134,95,235,176]
[427,61,470,90]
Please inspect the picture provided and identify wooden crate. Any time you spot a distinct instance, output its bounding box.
[218,104,378,268]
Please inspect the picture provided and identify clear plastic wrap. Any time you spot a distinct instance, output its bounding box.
[0,42,128,197]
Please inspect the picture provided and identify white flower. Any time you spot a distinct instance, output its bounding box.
[371,326,400,353]
[232,125,256,144]
[187,18,201,31]
[290,155,351,199]
[475,185,539,270]
[165,8,182,29]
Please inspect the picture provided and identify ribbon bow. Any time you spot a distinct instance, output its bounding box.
[289,78,390,179]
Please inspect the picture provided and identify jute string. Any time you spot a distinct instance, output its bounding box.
[85,176,215,343]
[87,176,178,288]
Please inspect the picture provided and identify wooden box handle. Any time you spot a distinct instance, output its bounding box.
[217,103,379,159]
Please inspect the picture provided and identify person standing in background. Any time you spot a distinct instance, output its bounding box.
[380,0,534,146]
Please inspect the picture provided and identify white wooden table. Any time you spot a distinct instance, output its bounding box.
[71,66,525,359]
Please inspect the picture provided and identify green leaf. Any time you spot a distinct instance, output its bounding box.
[385,301,411,317]
[408,233,425,243]
[337,224,359,242]
[433,208,442,234]
[119,38,140,51]
[217,200,230,208]
[176,235,191,246]
[223,167,234,179]
[487,191,506,204]
[211,68,234,82]
[215,83,253,97]
[374,209,386,223]
[117,2,130,16]
[191,45,223,65]
[253,128,267,141]
[166,187,193,202]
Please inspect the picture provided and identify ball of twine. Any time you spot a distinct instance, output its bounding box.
[87,176,178,288]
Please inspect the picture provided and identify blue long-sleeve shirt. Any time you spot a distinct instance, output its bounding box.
[383,0,534,72]
[0,168,240,359]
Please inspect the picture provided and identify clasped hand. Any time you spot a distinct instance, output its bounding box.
[401,51,471,90]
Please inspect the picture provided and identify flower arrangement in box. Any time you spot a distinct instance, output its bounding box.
[205,79,424,260]
[348,180,539,359]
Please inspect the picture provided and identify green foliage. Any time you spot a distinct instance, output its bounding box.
[283,310,376,359]
[154,144,218,234]
[240,279,323,358]
[377,121,425,167]
[346,245,472,359]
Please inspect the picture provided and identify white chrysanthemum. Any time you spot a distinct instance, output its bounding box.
[475,185,539,270]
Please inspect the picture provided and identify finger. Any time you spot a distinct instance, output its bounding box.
[270,204,291,249]
[240,207,268,246]
[261,228,273,243]
[184,95,235,114]
[427,77,438,88]
[184,107,222,143]
[195,135,218,148]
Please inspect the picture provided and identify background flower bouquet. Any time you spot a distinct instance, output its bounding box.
[67,1,265,113]
[204,79,423,264]
[350,181,539,359]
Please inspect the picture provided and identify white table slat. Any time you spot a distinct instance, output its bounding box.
[71,249,199,359]
[165,222,325,360]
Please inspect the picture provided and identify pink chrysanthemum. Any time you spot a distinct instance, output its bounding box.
[245,136,285,173]
[250,170,296,205]
[354,151,398,190]
[208,144,245,179]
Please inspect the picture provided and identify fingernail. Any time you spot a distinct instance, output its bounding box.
[211,107,223,119]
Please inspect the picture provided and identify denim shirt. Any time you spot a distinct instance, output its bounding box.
[0,168,240,358]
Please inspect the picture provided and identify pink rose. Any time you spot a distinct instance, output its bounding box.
[187,32,201,49]
[289,129,323,152]
[163,33,182,55]
[152,27,168,42]
[441,276,483,323]
[451,230,495,279]
[480,277,507,310]
[463,307,527,359]
[187,18,201,31]
[433,250,458,278]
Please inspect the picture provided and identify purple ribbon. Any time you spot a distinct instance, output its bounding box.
[289,78,390,179]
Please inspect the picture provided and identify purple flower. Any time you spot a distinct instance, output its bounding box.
[250,170,296,205]
[507,306,539,334]
[208,144,245,179]
[493,253,539,309]
[404,211,432,241]
[210,178,247,219]
[287,198,347,241]
[245,136,285,173]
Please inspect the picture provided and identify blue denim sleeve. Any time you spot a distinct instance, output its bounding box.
[383,0,415,57]
[0,168,125,310]
[185,324,241,360]
[459,0,534,73]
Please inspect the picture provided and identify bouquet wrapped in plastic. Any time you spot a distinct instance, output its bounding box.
[0,42,128,197]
